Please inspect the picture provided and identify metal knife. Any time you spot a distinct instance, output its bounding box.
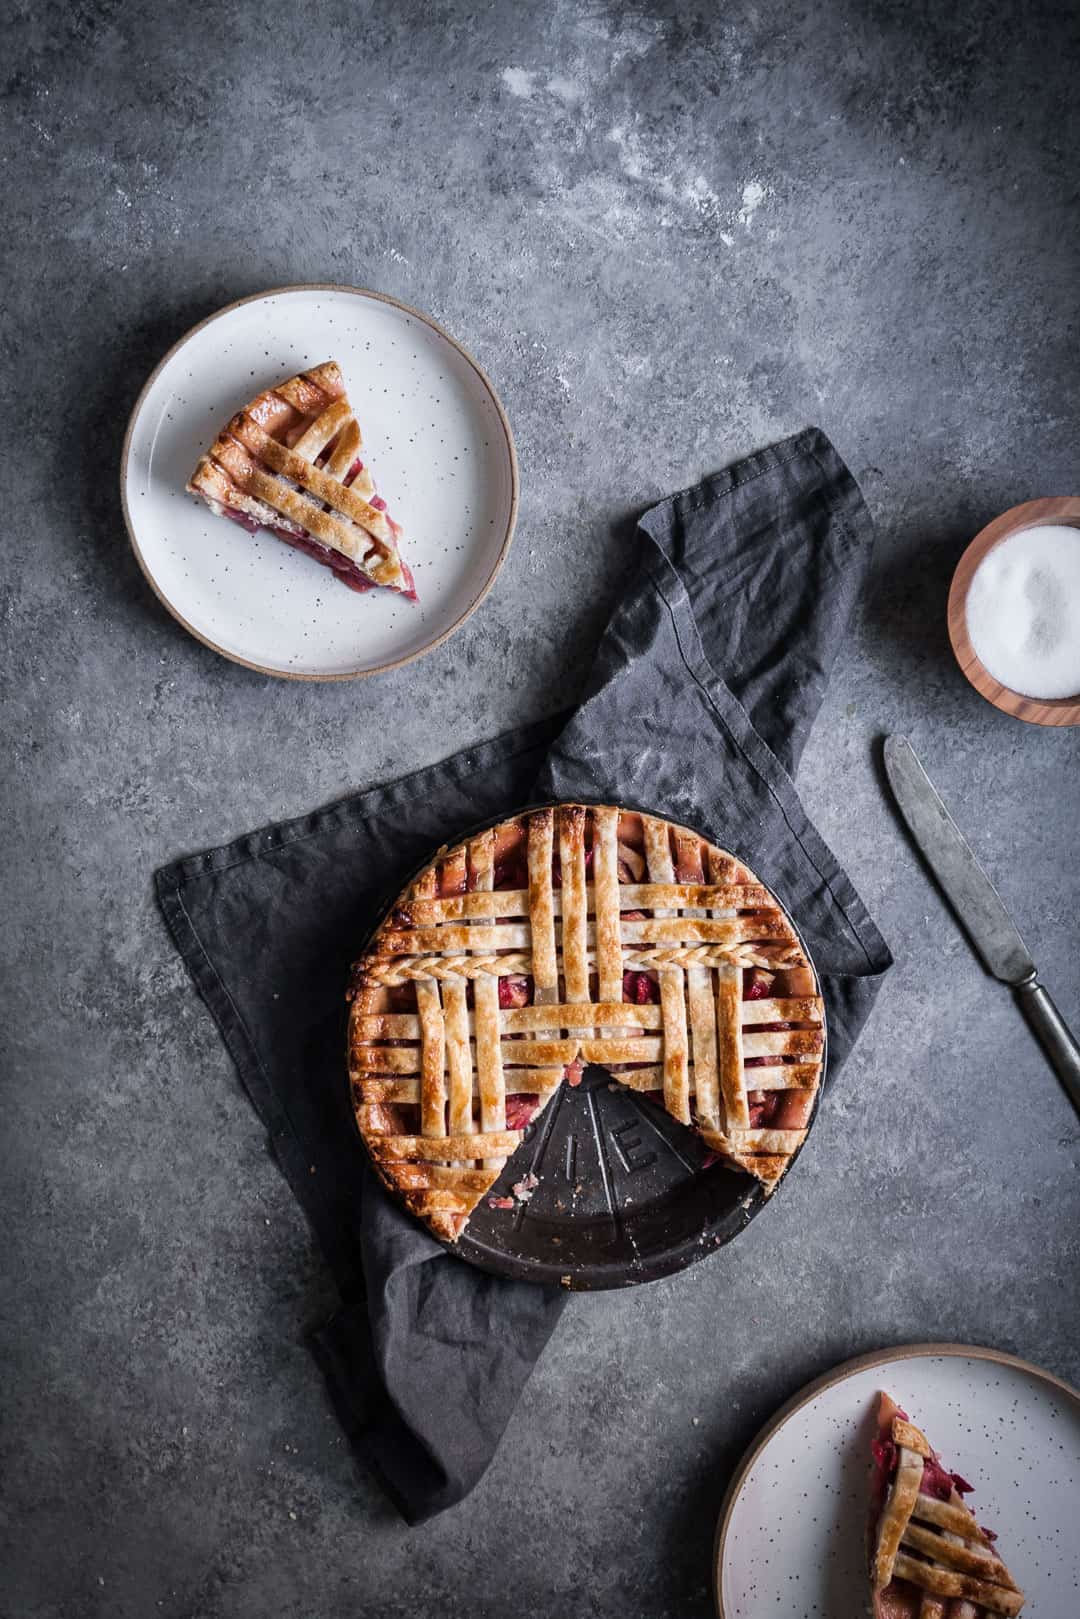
[883,734,1080,1121]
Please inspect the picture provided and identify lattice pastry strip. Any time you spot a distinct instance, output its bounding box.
[592,806,624,1006]
[412,863,447,1160]
[528,808,557,1002]
[870,1394,1024,1617]
[187,360,414,596]
[643,816,690,1125]
[470,827,507,1169]
[382,881,778,923]
[683,840,721,1131]
[348,804,825,1242]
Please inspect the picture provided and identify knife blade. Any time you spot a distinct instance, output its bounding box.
[883,734,1080,1119]
[883,735,1033,984]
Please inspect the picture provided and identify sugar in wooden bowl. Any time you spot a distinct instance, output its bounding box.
[948,497,1080,727]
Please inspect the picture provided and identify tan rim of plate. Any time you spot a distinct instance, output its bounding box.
[118,284,520,682]
[712,1340,1080,1617]
[947,496,1080,727]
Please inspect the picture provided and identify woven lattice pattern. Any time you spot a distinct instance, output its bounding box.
[871,1395,1025,1616]
[187,360,411,593]
[348,804,825,1240]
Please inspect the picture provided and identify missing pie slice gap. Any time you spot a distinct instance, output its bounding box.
[187,360,416,599]
[869,1391,1025,1618]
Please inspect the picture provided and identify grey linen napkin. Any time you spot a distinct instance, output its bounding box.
[156,425,891,1524]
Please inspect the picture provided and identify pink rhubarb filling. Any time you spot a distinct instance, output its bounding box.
[869,1396,989,1600]
[623,970,661,1005]
[272,523,376,593]
[221,458,417,600]
[504,1094,540,1130]
[498,975,533,1009]
[871,1426,975,1507]
[491,848,528,891]
[223,506,375,594]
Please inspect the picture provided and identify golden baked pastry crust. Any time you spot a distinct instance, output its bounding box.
[347,804,825,1243]
[870,1392,1025,1617]
[187,360,411,593]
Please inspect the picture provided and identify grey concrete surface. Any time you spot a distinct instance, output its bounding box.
[3,1,1079,1615]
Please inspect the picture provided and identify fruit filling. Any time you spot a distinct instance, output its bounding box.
[492,851,529,891]
[222,506,260,535]
[222,505,376,592]
[747,1090,780,1128]
[870,1400,981,1553]
[498,975,533,1009]
[504,1094,540,1130]
[272,523,376,593]
[623,970,660,1004]
[220,484,418,600]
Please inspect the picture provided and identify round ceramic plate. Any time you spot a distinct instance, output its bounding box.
[714,1343,1080,1619]
[121,285,518,679]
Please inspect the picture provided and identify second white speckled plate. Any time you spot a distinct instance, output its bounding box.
[714,1343,1080,1619]
[121,286,517,679]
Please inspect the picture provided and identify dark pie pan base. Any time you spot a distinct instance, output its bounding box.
[349,801,827,1291]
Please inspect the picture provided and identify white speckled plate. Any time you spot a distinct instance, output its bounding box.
[121,286,518,679]
[714,1343,1080,1619]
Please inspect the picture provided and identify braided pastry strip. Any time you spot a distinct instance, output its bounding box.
[363,941,807,986]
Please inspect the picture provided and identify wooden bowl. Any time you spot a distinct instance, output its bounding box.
[947,495,1080,727]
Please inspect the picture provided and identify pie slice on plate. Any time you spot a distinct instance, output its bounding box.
[869,1392,1025,1617]
[187,360,415,598]
[347,803,825,1241]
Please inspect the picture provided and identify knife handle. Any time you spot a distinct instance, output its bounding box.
[1015,974,1080,1121]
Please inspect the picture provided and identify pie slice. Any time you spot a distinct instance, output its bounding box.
[187,361,415,599]
[346,804,825,1240]
[869,1392,1025,1617]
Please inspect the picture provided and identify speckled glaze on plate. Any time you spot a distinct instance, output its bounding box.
[120,285,518,680]
[714,1343,1080,1619]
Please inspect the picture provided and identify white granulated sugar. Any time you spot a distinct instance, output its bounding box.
[501,66,536,98]
[966,523,1080,699]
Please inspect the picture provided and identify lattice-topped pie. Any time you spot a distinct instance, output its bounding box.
[187,361,415,598]
[869,1392,1025,1617]
[347,804,825,1241]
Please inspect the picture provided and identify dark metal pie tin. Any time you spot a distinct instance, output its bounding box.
[347,801,827,1291]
